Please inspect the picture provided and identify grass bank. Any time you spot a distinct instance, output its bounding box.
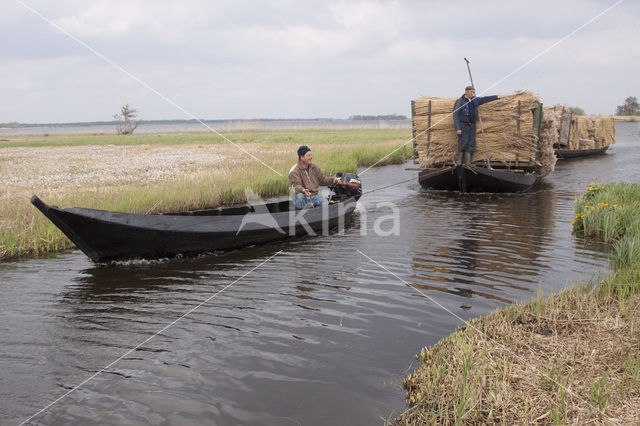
[394,182,640,424]
[0,129,412,260]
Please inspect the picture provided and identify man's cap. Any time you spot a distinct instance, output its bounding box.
[297,145,311,158]
[465,85,475,91]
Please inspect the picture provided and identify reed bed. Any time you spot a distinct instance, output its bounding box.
[412,91,552,171]
[0,129,411,260]
[394,182,640,425]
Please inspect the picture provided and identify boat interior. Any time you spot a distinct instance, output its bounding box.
[165,199,295,216]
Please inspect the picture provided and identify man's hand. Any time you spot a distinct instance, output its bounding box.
[333,177,341,185]
[303,189,311,197]
[456,129,462,135]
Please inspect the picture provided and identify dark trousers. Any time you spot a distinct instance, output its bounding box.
[457,122,476,153]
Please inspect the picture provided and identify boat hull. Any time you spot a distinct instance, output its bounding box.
[418,166,541,193]
[554,145,610,159]
[31,196,357,262]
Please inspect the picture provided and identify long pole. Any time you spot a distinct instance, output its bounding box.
[464,57,491,169]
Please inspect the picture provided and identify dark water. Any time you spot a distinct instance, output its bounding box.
[1,122,639,425]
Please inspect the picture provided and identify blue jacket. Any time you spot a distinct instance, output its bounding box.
[453,94,499,131]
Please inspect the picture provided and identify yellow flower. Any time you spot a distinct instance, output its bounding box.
[571,221,576,226]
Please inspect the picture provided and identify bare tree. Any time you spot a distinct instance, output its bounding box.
[114,104,142,134]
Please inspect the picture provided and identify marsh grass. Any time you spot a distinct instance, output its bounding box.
[0,128,410,148]
[394,183,640,425]
[1,129,411,259]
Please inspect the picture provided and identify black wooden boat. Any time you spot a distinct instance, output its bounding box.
[31,195,357,262]
[554,145,610,159]
[418,165,541,193]
[31,185,359,262]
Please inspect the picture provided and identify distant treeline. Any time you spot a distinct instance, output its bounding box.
[0,118,341,128]
[0,122,22,128]
[349,114,408,121]
[2,116,411,128]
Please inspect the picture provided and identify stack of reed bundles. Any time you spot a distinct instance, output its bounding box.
[538,107,558,174]
[542,105,616,150]
[413,91,549,170]
[569,115,616,150]
[543,105,564,135]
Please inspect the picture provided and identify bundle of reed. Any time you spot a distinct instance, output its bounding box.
[413,91,545,169]
[544,105,564,133]
[568,115,616,149]
[594,116,616,147]
[538,107,558,174]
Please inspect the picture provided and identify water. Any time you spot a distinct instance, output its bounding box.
[0,119,411,136]
[1,122,638,425]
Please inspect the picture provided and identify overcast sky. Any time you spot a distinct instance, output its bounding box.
[2,0,638,123]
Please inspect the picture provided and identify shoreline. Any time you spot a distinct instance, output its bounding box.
[613,116,639,122]
[0,119,412,137]
[393,182,640,424]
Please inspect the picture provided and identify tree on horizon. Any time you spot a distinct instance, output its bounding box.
[616,96,640,116]
[114,104,142,135]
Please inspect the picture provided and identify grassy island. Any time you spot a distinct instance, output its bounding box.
[395,182,640,425]
[0,128,411,260]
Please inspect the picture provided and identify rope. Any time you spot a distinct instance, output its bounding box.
[362,177,416,195]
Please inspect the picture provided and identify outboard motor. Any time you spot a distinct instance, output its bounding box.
[330,172,362,201]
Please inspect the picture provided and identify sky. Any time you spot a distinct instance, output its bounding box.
[2,0,639,123]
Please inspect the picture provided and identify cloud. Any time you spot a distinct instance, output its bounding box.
[2,0,638,121]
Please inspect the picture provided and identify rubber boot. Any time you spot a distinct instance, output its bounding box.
[463,152,471,166]
[457,151,463,166]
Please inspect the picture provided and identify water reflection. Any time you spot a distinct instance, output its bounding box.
[406,186,557,313]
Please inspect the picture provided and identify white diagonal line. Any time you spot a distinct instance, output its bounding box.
[359,0,625,175]
[357,249,618,422]
[20,250,283,425]
[481,0,625,96]
[357,250,468,323]
[14,0,283,177]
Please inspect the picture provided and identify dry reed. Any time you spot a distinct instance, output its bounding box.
[413,91,553,171]
[543,105,616,150]
[397,287,640,424]
[537,107,558,174]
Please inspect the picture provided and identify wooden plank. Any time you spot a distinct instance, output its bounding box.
[559,111,572,146]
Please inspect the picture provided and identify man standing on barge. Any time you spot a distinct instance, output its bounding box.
[453,86,499,166]
[289,145,341,208]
